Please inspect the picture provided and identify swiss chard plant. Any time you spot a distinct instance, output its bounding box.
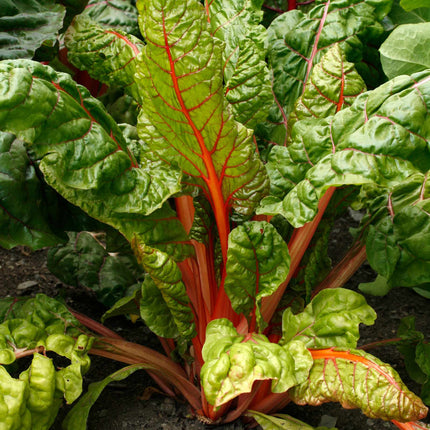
[0,0,430,428]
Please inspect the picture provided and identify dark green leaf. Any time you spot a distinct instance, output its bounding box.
[400,0,430,11]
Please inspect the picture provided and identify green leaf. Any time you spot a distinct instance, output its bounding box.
[262,0,391,145]
[0,0,65,60]
[101,284,141,322]
[258,71,430,227]
[0,60,184,248]
[132,240,196,340]
[207,0,273,128]
[389,0,430,24]
[63,364,147,430]
[201,319,313,407]
[224,221,290,330]
[280,289,376,349]
[47,231,145,307]
[81,0,140,36]
[0,131,67,249]
[248,410,337,430]
[400,0,430,11]
[289,44,366,132]
[290,348,428,422]
[136,0,269,217]
[380,23,430,79]
[65,15,144,102]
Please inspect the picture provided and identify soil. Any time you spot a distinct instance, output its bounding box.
[1,212,429,430]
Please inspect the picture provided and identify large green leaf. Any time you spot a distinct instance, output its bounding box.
[206,0,273,129]
[65,15,144,102]
[201,319,313,407]
[380,23,430,79]
[0,0,65,60]
[280,289,376,349]
[290,348,428,422]
[0,60,185,248]
[81,0,140,36]
[224,221,290,330]
[260,0,392,145]
[135,0,269,217]
[47,231,145,307]
[400,0,430,11]
[389,0,430,24]
[258,71,430,227]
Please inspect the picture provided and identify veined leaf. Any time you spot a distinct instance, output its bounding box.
[81,0,140,36]
[132,239,196,340]
[248,410,337,430]
[65,15,144,103]
[380,23,430,79]
[0,60,185,252]
[400,0,430,11]
[201,319,313,407]
[389,0,430,24]
[135,0,269,222]
[0,0,65,60]
[258,71,430,227]
[224,221,290,330]
[261,0,391,145]
[280,289,376,349]
[206,0,273,128]
[290,348,428,422]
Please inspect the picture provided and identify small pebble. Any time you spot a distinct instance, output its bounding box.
[17,280,38,290]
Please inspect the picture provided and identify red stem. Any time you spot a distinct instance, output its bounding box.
[288,0,297,9]
[358,338,403,351]
[261,187,336,324]
[71,309,124,340]
[311,241,367,298]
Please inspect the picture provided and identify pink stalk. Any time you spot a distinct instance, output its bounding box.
[71,309,124,340]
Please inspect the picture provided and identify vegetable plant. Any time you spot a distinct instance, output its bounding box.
[0,0,430,428]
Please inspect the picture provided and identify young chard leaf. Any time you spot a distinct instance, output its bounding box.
[290,348,428,422]
[225,221,290,331]
[280,288,376,349]
[65,15,144,102]
[206,0,273,128]
[135,0,269,258]
[248,410,337,429]
[201,319,313,407]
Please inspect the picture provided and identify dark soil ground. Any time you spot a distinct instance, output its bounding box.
[1,212,429,429]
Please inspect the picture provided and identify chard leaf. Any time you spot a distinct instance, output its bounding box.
[65,15,144,102]
[136,0,269,217]
[0,60,185,251]
[258,71,430,227]
[132,240,196,340]
[224,221,290,330]
[265,44,366,200]
[206,0,273,128]
[81,0,140,36]
[280,289,376,349]
[101,284,141,323]
[380,23,430,79]
[262,0,391,145]
[62,364,147,430]
[0,0,65,60]
[0,131,66,249]
[400,0,430,11]
[201,319,313,407]
[290,348,428,422]
[248,410,337,430]
[389,0,430,24]
[47,231,145,307]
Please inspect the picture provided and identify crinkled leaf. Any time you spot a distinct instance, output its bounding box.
[224,221,290,330]
[280,289,376,349]
[136,0,269,217]
[0,60,185,250]
[47,231,145,307]
[207,0,273,128]
[0,0,65,60]
[132,240,196,340]
[248,410,337,430]
[62,364,147,430]
[0,131,67,249]
[258,71,430,227]
[65,15,143,102]
[380,23,430,79]
[261,0,391,145]
[290,348,428,422]
[201,319,313,407]
[81,0,140,36]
